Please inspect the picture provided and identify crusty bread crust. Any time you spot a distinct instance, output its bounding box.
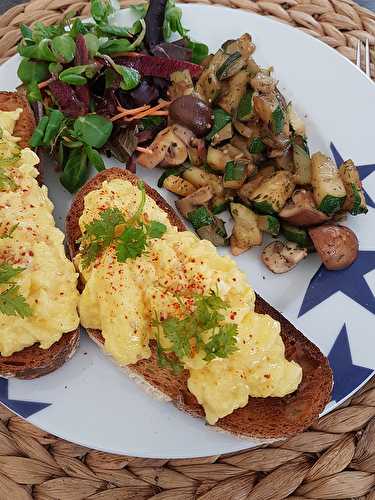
[0,91,35,148]
[66,167,332,438]
[0,92,80,380]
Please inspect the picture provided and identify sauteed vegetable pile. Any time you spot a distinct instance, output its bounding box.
[17,0,368,273]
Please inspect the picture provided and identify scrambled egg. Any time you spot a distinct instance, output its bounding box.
[77,179,302,424]
[0,109,80,356]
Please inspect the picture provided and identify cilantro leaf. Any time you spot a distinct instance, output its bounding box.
[0,285,32,318]
[161,317,193,359]
[204,324,239,361]
[0,224,19,240]
[80,207,125,267]
[154,290,239,372]
[195,291,227,330]
[146,221,167,239]
[116,226,147,262]
[0,263,25,284]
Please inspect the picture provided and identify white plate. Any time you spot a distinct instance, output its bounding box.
[1,4,374,459]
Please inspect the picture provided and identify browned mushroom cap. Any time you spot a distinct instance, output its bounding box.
[262,241,308,274]
[175,185,213,219]
[279,189,329,227]
[169,95,213,137]
[308,224,359,270]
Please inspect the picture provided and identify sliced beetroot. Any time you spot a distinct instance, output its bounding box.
[152,41,192,61]
[144,0,168,48]
[48,80,88,117]
[75,34,89,65]
[75,84,90,109]
[114,54,203,80]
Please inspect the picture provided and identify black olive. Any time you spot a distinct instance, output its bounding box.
[169,95,213,138]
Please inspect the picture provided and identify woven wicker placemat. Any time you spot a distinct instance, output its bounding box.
[0,1,374,499]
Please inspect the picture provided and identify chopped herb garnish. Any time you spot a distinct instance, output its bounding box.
[153,290,239,372]
[0,263,32,318]
[80,182,167,267]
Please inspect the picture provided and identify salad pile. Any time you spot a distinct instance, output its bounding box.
[17,0,207,192]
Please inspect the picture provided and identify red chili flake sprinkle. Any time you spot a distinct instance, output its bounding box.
[264,374,271,379]
[230,312,236,320]
[28,251,34,257]
[232,278,237,282]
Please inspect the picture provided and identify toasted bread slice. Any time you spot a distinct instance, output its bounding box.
[66,168,332,438]
[0,92,80,380]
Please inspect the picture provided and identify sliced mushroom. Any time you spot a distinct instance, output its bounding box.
[279,189,329,226]
[308,224,358,270]
[262,241,308,274]
[171,124,195,146]
[175,185,213,219]
[137,126,187,168]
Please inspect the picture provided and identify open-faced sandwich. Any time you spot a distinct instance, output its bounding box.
[0,92,80,379]
[66,167,332,438]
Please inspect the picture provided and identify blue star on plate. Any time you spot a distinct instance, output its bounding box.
[328,324,373,402]
[330,143,375,209]
[0,378,50,418]
[299,250,375,317]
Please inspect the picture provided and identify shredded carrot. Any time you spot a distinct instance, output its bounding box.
[116,104,151,115]
[112,100,171,122]
[136,146,153,155]
[38,77,55,89]
[111,104,151,122]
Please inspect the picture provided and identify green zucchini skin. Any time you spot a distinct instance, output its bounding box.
[250,171,295,214]
[311,152,346,215]
[339,159,368,215]
[281,223,311,248]
[257,215,280,235]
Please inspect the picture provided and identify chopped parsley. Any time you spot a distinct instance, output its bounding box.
[79,182,167,268]
[0,263,32,318]
[153,290,239,372]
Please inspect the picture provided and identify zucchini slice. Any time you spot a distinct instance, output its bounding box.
[311,152,346,215]
[206,108,232,142]
[223,160,247,189]
[250,171,295,214]
[182,166,223,196]
[157,165,188,188]
[293,135,311,185]
[237,90,254,121]
[249,137,266,154]
[339,159,368,215]
[163,175,196,197]
[257,214,280,235]
[218,70,248,115]
[216,51,244,80]
[281,223,312,248]
[207,146,228,172]
[230,203,262,255]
